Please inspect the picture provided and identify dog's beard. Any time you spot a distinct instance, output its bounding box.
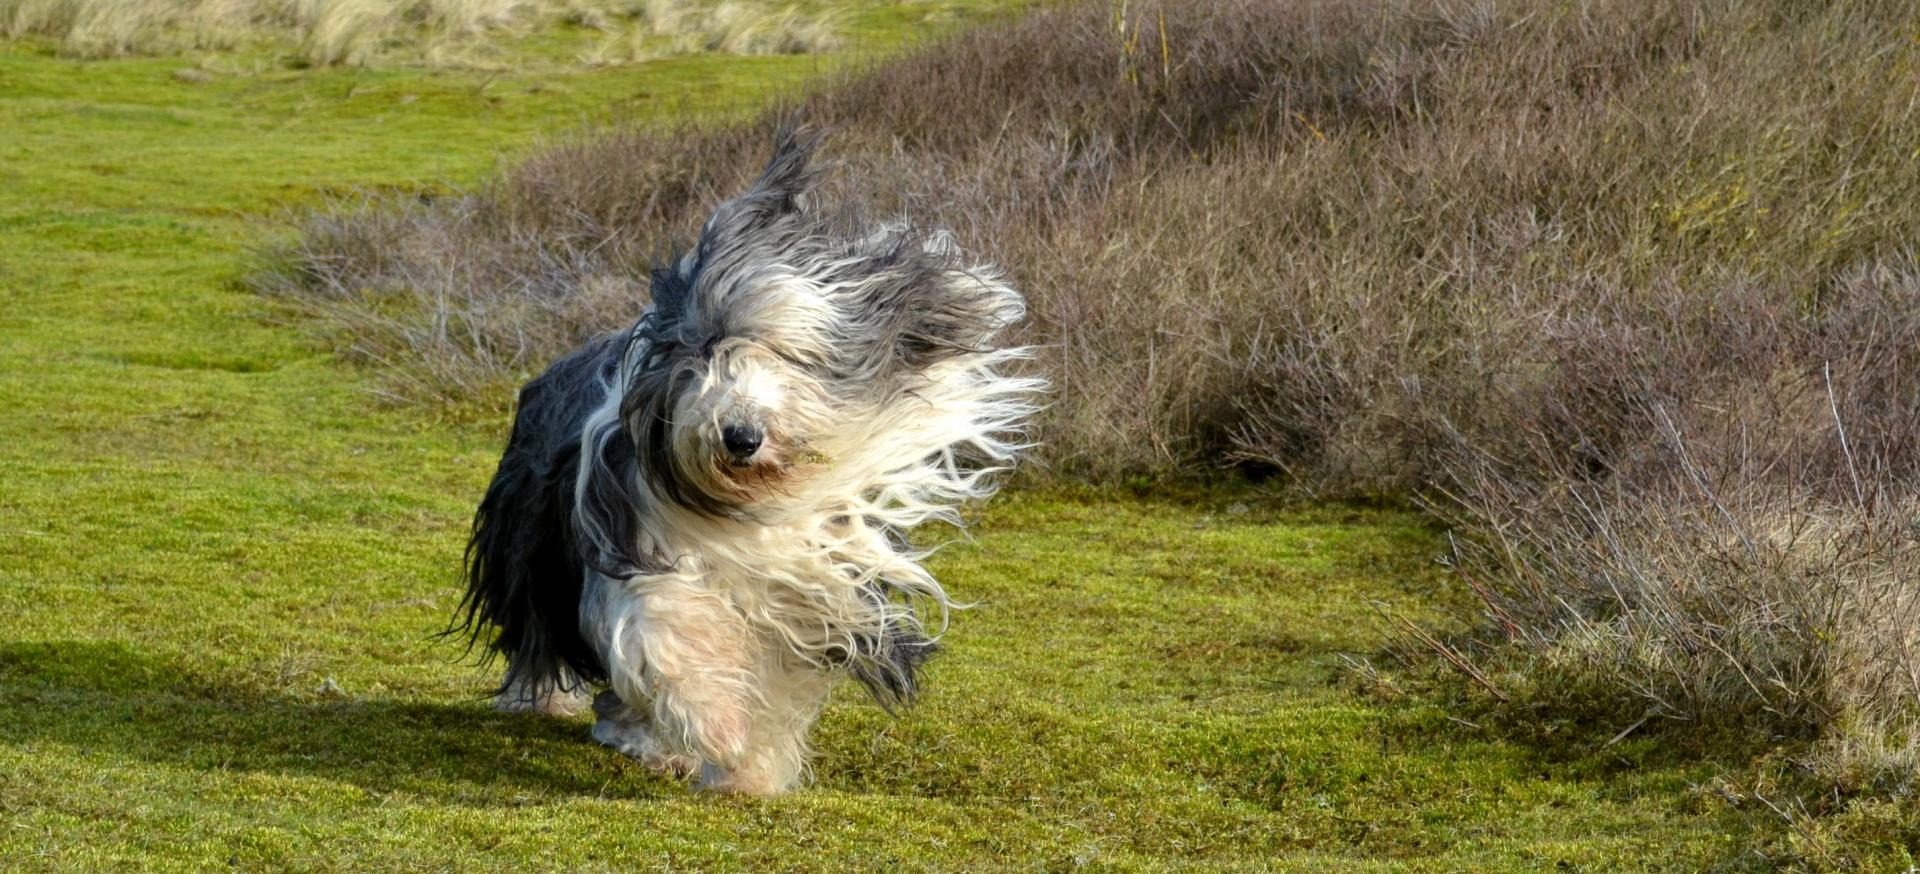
[712,442,796,499]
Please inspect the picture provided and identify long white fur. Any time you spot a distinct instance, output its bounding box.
[562,257,1041,794]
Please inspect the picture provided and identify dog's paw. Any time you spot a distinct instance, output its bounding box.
[602,739,700,778]
[592,698,702,778]
[597,728,700,777]
[644,751,703,778]
[698,762,788,796]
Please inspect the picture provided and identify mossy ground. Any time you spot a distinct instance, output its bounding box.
[0,16,1787,871]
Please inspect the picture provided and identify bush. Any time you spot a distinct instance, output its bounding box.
[261,0,1920,793]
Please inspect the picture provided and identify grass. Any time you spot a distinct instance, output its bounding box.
[256,0,1920,830]
[0,14,1888,872]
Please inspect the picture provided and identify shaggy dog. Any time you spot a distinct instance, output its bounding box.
[451,132,1040,794]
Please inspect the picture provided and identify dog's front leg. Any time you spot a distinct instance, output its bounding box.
[609,578,759,774]
[698,653,832,795]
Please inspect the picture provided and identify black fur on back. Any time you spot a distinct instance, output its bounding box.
[449,331,630,695]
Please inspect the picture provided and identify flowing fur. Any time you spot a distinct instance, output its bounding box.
[453,131,1041,794]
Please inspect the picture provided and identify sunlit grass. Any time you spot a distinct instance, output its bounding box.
[0,10,1875,871]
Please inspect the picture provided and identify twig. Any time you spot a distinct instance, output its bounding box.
[1393,614,1508,702]
[1602,714,1650,747]
[1824,360,1866,509]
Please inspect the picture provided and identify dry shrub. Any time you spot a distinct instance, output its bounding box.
[261,0,1920,790]
[0,0,845,65]
[1421,263,1920,803]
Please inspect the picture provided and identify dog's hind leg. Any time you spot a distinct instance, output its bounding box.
[494,664,589,716]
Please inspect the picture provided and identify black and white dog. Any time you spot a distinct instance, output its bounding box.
[452,132,1040,794]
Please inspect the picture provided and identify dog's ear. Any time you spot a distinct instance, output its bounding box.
[577,401,647,580]
[742,126,819,218]
[695,128,819,259]
[654,129,819,325]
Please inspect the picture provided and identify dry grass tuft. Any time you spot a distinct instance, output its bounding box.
[580,0,842,64]
[0,0,845,65]
[262,0,1920,794]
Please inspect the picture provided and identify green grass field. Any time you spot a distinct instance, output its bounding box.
[0,15,1800,871]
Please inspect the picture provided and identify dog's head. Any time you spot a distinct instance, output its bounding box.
[617,132,1034,520]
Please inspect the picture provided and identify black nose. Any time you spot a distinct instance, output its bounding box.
[721,424,763,459]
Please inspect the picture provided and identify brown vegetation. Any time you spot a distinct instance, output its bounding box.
[261,0,1920,795]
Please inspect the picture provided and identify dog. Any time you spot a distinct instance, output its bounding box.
[450,132,1040,794]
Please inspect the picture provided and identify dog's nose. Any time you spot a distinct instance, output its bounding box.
[721,424,763,459]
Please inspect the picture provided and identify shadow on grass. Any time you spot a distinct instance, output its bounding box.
[0,640,677,802]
